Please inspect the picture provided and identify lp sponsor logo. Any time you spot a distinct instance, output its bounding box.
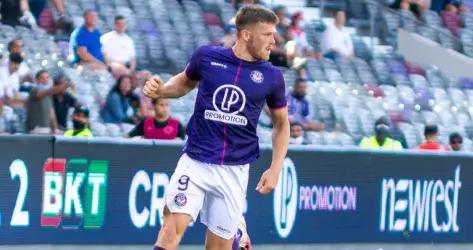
[41,158,108,229]
[205,84,248,126]
[273,158,298,238]
[380,166,461,233]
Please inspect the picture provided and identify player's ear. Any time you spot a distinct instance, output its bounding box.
[241,29,251,42]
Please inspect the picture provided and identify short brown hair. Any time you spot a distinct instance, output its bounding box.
[235,5,278,34]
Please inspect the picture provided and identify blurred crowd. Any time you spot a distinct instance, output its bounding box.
[388,0,471,16]
[221,5,355,78]
[0,0,468,152]
[387,0,472,34]
[285,76,464,152]
[0,3,186,140]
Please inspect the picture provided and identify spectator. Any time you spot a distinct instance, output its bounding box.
[287,78,324,131]
[29,0,66,20]
[374,116,408,148]
[100,75,139,124]
[101,15,137,74]
[3,38,31,81]
[288,11,317,58]
[449,132,463,151]
[417,124,448,151]
[320,9,354,60]
[431,0,447,12]
[442,0,469,14]
[69,9,105,69]
[457,1,469,13]
[26,70,65,134]
[444,2,459,13]
[269,5,290,67]
[0,0,37,28]
[128,98,185,140]
[289,122,305,145]
[128,89,143,122]
[0,54,22,100]
[274,5,290,40]
[127,72,145,121]
[359,123,403,150]
[221,24,237,48]
[64,106,93,138]
[52,75,80,130]
[391,0,428,17]
[31,0,71,35]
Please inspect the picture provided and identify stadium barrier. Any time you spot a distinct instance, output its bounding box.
[0,135,472,244]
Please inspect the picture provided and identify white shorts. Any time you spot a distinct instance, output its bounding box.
[165,153,249,240]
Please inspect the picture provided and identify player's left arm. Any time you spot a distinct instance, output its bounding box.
[256,107,290,195]
[269,106,290,169]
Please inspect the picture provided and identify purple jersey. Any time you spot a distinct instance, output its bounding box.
[183,45,287,165]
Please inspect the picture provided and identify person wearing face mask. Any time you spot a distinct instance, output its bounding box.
[3,39,31,81]
[64,106,93,138]
[359,123,403,150]
[449,132,463,151]
[289,122,305,145]
[287,78,324,131]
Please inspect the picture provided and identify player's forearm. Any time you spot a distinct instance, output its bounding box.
[269,118,290,172]
[161,72,197,99]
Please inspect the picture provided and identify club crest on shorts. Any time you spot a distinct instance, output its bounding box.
[174,193,187,207]
[250,70,264,83]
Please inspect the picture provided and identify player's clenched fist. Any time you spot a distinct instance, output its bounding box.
[256,168,280,195]
[143,77,164,99]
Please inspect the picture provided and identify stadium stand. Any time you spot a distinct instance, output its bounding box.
[0,0,472,152]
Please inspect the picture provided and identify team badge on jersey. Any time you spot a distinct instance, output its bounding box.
[175,193,187,207]
[250,70,264,83]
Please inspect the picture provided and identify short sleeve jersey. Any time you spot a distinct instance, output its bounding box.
[184,45,287,165]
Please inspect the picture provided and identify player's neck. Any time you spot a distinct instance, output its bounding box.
[232,42,257,62]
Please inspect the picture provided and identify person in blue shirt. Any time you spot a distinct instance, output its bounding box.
[100,75,139,124]
[69,9,105,69]
[287,78,324,131]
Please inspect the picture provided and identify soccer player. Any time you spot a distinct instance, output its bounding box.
[143,5,289,250]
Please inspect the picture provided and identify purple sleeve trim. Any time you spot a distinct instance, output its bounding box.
[269,104,288,110]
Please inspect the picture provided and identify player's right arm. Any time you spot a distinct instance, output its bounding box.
[143,46,208,99]
[143,72,198,99]
[257,68,290,195]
